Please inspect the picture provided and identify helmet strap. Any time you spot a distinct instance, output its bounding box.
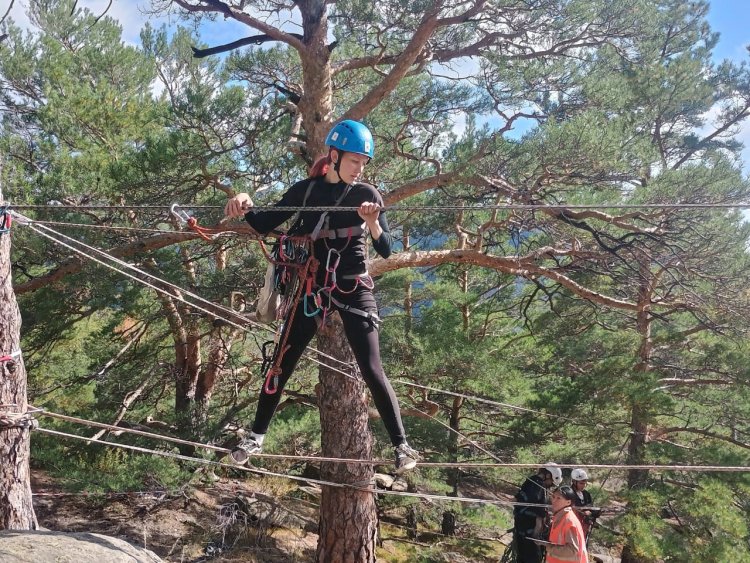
[330,148,345,181]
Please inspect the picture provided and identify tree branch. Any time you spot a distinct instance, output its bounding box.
[651,426,750,451]
[369,248,640,311]
[172,0,305,52]
[191,33,303,58]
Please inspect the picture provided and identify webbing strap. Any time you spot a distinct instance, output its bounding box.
[329,296,381,329]
[285,179,317,236]
[315,224,365,240]
[311,183,352,240]
[339,270,369,280]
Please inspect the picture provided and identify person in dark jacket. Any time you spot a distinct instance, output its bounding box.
[570,468,598,541]
[513,463,562,563]
[223,120,419,473]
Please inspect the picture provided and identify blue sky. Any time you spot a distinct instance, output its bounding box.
[705,0,750,171]
[7,1,748,64]
[706,0,750,62]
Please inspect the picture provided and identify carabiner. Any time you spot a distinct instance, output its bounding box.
[304,294,322,317]
[170,203,193,225]
[263,366,281,394]
[325,248,341,273]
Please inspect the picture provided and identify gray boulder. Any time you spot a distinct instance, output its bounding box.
[0,530,162,563]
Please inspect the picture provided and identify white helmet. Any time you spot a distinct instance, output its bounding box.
[544,462,563,486]
[571,468,589,482]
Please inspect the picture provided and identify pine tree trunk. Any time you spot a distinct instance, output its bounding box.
[447,396,464,496]
[0,183,38,529]
[621,264,654,563]
[315,315,377,563]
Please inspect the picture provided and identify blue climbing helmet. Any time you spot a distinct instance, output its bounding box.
[325,120,375,159]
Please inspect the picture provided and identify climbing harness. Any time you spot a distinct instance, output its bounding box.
[257,235,318,394]
[303,227,380,329]
[170,186,381,394]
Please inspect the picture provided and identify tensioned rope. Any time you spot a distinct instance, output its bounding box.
[11,211,358,381]
[11,203,750,211]
[28,220,190,234]
[394,380,582,424]
[23,426,650,513]
[12,213,604,428]
[33,409,750,473]
[13,212,750,475]
[35,426,557,509]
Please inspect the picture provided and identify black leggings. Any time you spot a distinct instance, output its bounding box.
[251,283,407,447]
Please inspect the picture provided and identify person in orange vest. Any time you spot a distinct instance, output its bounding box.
[545,485,588,563]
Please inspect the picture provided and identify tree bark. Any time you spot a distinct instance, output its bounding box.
[403,227,413,335]
[0,175,38,530]
[315,314,378,563]
[622,259,654,563]
[447,396,464,496]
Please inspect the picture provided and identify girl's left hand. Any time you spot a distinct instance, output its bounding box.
[358,201,380,224]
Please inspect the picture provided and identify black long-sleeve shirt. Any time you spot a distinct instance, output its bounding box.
[245,178,392,281]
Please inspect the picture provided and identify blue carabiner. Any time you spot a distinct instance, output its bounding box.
[304,294,321,317]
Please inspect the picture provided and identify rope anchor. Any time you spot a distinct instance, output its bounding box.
[0,350,22,372]
[0,409,39,432]
[170,203,216,241]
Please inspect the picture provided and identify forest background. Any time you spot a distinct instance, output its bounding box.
[2,0,750,562]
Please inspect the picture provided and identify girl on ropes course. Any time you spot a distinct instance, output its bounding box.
[223,119,420,474]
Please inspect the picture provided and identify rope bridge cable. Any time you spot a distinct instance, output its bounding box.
[14,211,750,450]
[32,425,629,510]
[15,214,750,464]
[11,211,359,380]
[10,203,750,212]
[395,380,583,424]
[34,410,750,473]
[33,426,535,508]
[13,214,750,473]
[27,220,194,235]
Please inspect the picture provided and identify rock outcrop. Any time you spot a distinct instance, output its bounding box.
[0,530,163,562]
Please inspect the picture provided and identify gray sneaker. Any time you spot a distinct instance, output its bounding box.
[230,436,262,465]
[394,442,420,474]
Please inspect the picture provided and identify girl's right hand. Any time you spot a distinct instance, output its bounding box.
[224,193,254,218]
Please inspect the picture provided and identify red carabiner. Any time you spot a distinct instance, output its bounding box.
[263,366,281,394]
